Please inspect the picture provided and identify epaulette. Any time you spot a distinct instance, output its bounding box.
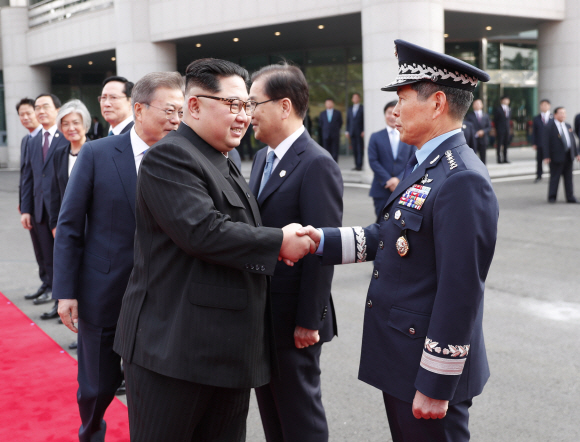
[442,147,466,176]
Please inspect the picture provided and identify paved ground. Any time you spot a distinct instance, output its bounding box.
[1,147,579,441]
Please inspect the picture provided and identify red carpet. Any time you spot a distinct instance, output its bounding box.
[0,292,129,441]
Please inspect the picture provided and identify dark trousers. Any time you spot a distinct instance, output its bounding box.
[124,361,250,442]
[255,342,327,442]
[77,318,123,442]
[322,135,340,163]
[548,155,575,201]
[382,392,472,442]
[474,139,487,165]
[33,207,54,288]
[29,216,50,288]
[536,147,544,179]
[496,130,509,163]
[351,134,364,169]
[373,196,390,223]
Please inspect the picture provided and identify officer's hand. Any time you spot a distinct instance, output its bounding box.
[20,213,32,230]
[412,390,448,419]
[58,299,79,333]
[294,326,319,349]
[532,144,537,150]
[52,227,56,238]
[544,158,551,164]
[296,225,321,250]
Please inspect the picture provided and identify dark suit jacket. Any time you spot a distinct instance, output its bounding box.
[367,128,415,199]
[543,120,578,163]
[321,132,498,404]
[346,105,364,137]
[574,113,580,140]
[532,114,552,156]
[19,134,32,208]
[88,121,103,140]
[53,132,137,327]
[49,143,71,229]
[114,123,284,389]
[20,129,69,222]
[464,111,491,147]
[462,120,476,151]
[493,105,511,136]
[249,131,343,347]
[318,109,343,141]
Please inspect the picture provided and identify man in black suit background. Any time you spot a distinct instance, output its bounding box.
[465,98,491,164]
[318,98,343,162]
[493,96,511,163]
[532,99,551,183]
[249,63,343,442]
[20,93,67,306]
[54,72,185,442]
[99,76,134,136]
[16,98,47,301]
[543,106,579,203]
[87,116,103,140]
[346,92,364,170]
[113,59,316,441]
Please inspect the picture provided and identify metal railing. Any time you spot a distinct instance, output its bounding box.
[28,0,113,28]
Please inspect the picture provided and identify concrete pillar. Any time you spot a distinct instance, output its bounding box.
[538,2,580,123]
[361,0,444,182]
[1,7,50,169]
[114,0,177,83]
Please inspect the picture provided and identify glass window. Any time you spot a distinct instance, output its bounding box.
[307,48,346,65]
[502,44,537,71]
[445,42,480,68]
[487,42,500,70]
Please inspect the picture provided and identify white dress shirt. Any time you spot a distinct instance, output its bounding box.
[265,125,305,172]
[29,125,42,139]
[68,153,78,176]
[130,127,150,172]
[352,103,360,117]
[110,116,134,136]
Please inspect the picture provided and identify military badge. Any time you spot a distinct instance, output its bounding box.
[396,231,409,257]
[398,184,431,210]
[421,173,433,184]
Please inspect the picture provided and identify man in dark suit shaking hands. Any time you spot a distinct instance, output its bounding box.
[54,72,185,442]
[346,92,365,170]
[249,63,343,442]
[113,59,316,441]
[318,98,343,162]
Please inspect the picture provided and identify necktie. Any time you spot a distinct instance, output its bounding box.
[108,130,113,137]
[42,132,50,161]
[258,151,276,197]
[402,155,418,180]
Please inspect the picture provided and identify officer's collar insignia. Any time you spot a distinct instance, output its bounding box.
[421,173,433,184]
[429,155,440,164]
[445,150,458,170]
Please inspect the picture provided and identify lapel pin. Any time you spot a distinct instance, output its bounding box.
[55,133,59,137]
[279,170,286,177]
[430,155,440,164]
[394,209,401,220]
[421,173,433,184]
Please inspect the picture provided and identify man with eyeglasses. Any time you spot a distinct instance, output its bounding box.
[99,76,134,136]
[114,58,316,441]
[20,93,67,307]
[53,72,184,442]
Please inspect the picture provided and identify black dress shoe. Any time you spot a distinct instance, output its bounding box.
[548,198,556,204]
[40,302,59,320]
[115,380,126,396]
[33,290,52,305]
[567,198,577,203]
[534,177,542,183]
[25,285,48,300]
[68,341,78,350]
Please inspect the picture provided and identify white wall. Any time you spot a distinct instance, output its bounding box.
[443,0,564,20]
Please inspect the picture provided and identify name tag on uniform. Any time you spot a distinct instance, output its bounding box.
[398,184,431,211]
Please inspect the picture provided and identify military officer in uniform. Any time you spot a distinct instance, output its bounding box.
[298,40,499,441]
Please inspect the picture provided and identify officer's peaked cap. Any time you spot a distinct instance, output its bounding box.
[382,40,490,93]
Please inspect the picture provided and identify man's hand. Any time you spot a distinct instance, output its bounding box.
[52,227,56,238]
[294,326,320,349]
[476,129,484,138]
[345,132,350,139]
[412,390,448,420]
[544,158,551,164]
[576,155,580,162]
[296,225,322,247]
[20,213,32,230]
[361,131,364,138]
[279,223,316,265]
[58,299,79,333]
[386,177,400,192]
[532,144,537,150]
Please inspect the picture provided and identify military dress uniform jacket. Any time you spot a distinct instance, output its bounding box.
[113,123,284,389]
[320,132,499,404]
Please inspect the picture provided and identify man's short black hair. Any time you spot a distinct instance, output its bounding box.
[102,76,134,98]
[16,98,35,114]
[554,106,565,115]
[410,82,473,121]
[251,62,309,119]
[185,58,249,94]
[352,92,361,97]
[325,98,334,102]
[384,100,398,113]
[540,99,551,105]
[34,93,62,109]
[500,95,510,101]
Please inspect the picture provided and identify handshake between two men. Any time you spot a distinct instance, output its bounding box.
[278,223,321,266]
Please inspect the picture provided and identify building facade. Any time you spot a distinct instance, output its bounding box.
[0,0,576,174]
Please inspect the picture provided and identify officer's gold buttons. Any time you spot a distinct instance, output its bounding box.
[409,328,416,335]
